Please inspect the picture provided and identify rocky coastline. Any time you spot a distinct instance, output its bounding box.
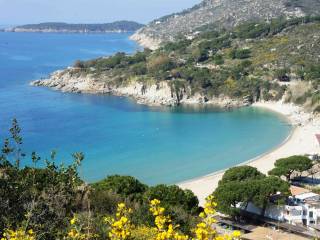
[31,69,247,108]
[129,31,161,50]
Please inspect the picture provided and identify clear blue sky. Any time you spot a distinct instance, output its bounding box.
[0,0,201,25]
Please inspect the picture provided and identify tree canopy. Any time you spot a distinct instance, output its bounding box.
[145,184,199,213]
[268,155,313,181]
[92,175,147,201]
[219,166,265,185]
[214,166,289,219]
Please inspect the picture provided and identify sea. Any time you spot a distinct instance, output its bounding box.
[0,32,292,185]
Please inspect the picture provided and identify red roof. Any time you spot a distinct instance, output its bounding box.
[290,185,310,196]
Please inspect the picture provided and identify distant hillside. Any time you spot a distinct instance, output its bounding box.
[131,0,320,49]
[8,21,144,33]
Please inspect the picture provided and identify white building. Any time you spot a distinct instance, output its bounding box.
[284,186,320,226]
[244,186,320,228]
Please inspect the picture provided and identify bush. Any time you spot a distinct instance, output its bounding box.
[147,54,175,73]
[213,55,224,65]
[144,184,199,213]
[230,48,251,59]
[131,62,147,75]
[92,175,147,202]
[191,47,209,62]
[0,120,86,239]
[275,68,290,81]
[96,52,127,69]
[234,22,270,39]
[127,51,148,64]
[74,60,85,68]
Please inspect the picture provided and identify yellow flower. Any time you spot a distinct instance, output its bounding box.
[70,216,77,225]
[1,227,35,240]
[149,199,188,240]
[232,230,241,238]
[106,202,133,240]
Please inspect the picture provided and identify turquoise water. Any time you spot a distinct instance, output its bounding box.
[0,32,291,185]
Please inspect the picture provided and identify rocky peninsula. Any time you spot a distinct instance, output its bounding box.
[7,21,144,33]
[31,69,246,108]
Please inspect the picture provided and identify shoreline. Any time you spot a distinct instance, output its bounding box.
[31,70,247,108]
[178,101,320,206]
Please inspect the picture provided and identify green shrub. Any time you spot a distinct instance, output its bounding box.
[230,48,251,59]
[92,175,148,202]
[144,184,199,213]
[213,55,224,65]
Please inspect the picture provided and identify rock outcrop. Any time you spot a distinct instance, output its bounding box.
[31,69,246,108]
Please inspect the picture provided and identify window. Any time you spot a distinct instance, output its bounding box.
[309,211,314,218]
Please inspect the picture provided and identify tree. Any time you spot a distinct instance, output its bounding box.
[251,176,290,216]
[268,155,313,181]
[92,175,148,201]
[219,166,265,185]
[215,166,289,219]
[144,184,199,213]
[214,181,250,218]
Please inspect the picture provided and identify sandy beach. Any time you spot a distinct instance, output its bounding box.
[178,101,320,206]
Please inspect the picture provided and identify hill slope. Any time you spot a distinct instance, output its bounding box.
[131,0,320,49]
[32,17,320,110]
[8,21,144,33]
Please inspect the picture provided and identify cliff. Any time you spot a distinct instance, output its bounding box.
[31,69,246,108]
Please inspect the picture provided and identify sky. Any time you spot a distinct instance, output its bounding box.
[0,0,201,25]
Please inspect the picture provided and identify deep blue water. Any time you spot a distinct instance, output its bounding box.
[0,32,291,185]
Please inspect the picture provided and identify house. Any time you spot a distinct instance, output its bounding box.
[243,186,320,228]
[284,186,320,226]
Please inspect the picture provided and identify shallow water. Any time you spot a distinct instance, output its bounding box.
[0,32,291,185]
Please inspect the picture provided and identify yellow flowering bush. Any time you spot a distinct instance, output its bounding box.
[1,228,35,240]
[131,225,157,240]
[149,199,189,240]
[194,195,218,240]
[193,195,241,240]
[149,196,241,240]
[2,196,241,240]
[105,203,133,240]
[65,215,97,240]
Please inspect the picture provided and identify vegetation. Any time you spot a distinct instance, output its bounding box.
[13,21,144,32]
[268,155,313,181]
[71,16,320,108]
[1,120,242,240]
[214,166,290,219]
